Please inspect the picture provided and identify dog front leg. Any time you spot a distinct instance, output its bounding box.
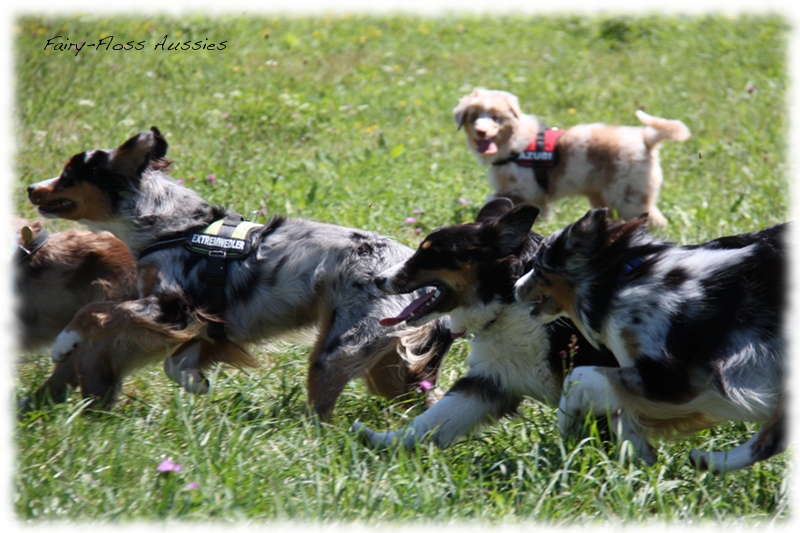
[353,373,520,449]
[20,359,80,413]
[559,365,657,464]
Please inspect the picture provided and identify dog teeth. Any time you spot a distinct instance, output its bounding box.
[412,289,442,319]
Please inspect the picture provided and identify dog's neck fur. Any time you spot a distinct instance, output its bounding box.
[91,169,225,255]
[451,232,539,337]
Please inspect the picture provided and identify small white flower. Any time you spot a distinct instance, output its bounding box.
[78,99,95,107]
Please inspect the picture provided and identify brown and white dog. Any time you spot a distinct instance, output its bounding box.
[26,127,453,418]
[13,217,141,408]
[454,88,691,226]
[514,208,787,472]
[352,199,617,449]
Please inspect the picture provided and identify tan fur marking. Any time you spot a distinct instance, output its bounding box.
[138,264,161,297]
[543,273,578,320]
[584,129,623,187]
[364,347,409,399]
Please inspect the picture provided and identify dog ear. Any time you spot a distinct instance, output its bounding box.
[109,128,169,179]
[503,92,522,119]
[575,208,609,231]
[492,203,539,253]
[476,198,514,223]
[566,208,610,252]
[453,98,469,130]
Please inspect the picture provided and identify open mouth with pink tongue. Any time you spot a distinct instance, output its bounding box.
[380,287,444,328]
[475,138,498,155]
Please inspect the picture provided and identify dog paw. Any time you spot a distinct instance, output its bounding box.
[558,367,619,435]
[689,448,735,474]
[51,330,83,362]
[178,369,210,394]
[351,421,400,449]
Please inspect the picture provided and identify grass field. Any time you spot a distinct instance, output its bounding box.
[12,13,790,524]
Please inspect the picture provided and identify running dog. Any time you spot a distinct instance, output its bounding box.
[352,199,617,448]
[514,208,787,472]
[27,127,453,417]
[13,217,141,408]
[454,88,691,226]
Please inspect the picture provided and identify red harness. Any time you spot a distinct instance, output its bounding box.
[492,123,565,193]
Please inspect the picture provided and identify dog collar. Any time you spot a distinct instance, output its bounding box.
[617,257,647,282]
[14,226,50,264]
[492,123,565,193]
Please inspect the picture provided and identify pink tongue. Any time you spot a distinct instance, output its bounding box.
[476,140,498,154]
[380,291,436,327]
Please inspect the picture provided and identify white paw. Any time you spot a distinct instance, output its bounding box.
[163,357,209,394]
[558,367,619,434]
[51,330,83,362]
[689,448,739,473]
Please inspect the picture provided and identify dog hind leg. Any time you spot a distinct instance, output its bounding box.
[689,408,786,473]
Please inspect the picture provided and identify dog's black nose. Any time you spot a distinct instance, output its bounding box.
[374,276,386,288]
[26,185,34,195]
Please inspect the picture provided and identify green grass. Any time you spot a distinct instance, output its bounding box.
[12,13,789,524]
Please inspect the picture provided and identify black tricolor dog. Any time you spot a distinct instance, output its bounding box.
[353,199,616,448]
[515,208,787,472]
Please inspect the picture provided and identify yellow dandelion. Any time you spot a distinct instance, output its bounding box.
[568,108,577,115]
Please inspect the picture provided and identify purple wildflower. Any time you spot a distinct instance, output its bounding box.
[416,380,434,393]
[186,482,198,490]
[157,459,183,473]
[176,179,184,185]
[405,217,417,224]
[458,198,470,206]
[412,209,422,215]
[207,174,216,184]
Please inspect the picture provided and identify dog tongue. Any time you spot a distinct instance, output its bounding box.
[477,140,498,154]
[379,291,436,327]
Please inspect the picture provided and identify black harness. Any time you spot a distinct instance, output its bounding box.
[14,226,50,265]
[492,122,565,193]
[139,212,264,341]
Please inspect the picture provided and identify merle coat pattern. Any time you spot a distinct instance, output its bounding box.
[514,208,787,472]
[27,127,452,417]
